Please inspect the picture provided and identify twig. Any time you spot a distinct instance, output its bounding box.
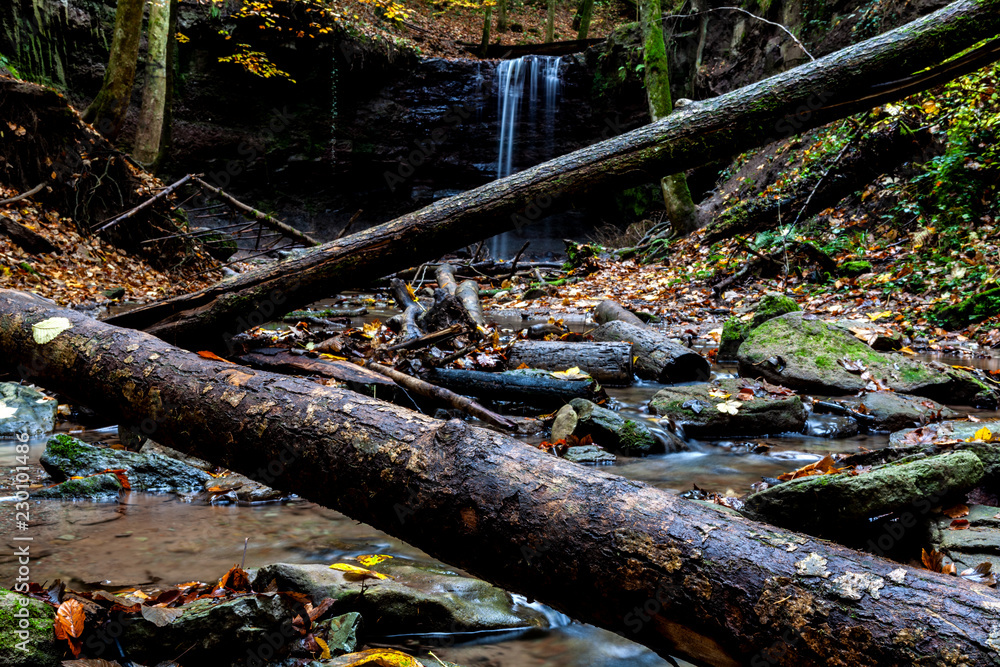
[385,323,464,352]
[0,182,46,206]
[663,7,814,61]
[191,175,320,247]
[507,241,530,280]
[435,342,480,367]
[334,209,363,241]
[95,174,194,233]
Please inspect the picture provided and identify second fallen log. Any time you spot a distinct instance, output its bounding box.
[507,340,633,385]
[591,320,709,383]
[425,368,605,409]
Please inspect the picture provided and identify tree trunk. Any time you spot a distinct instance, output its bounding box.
[640,0,697,236]
[481,5,493,57]
[497,0,508,33]
[83,0,146,140]
[103,1,1000,350]
[575,0,595,38]
[5,288,1000,666]
[592,320,709,383]
[507,340,634,385]
[546,0,556,42]
[133,0,177,170]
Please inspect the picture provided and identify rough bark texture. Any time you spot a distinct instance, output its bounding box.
[507,340,634,385]
[4,289,1000,666]
[576,0,595,39]
[133,0,177,169]
[425,367,603,408]
[594,299,648,327]
[103,0,1000,350]
[82,0,145,140]
[592,320,709,383]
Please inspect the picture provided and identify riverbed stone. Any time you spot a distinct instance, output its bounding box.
[929,504,1000,574]
[550,403,578,442]
[252,560,550,635]
[40,434,212,493]
[846,392,958,431]
[33,472,123,499]
[737,313,998,406]
[889,419,1000,481]
[563,444,616,464]
[0,588,60,667]
[121,591,302,664]
[751,292,801,328]
[0,383,56,437]
[803,414,860,439]
[718,318,750,360]
[568,398,657,454]
[648,378,806,437]
[745,451,985,530]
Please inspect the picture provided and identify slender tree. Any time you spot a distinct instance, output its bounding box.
[83,0,146,140]
[133,0,178,169]
[575,0,594,39]
[545,0,555,42]
[497,0,507,33]
[640,0,697,235]
[480,2,493,56]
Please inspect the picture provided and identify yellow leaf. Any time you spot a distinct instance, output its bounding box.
[716,400,741,415]
[316,636,331,660]
[707,389,730,399]
[973,427,993,442]
[333,648,421,666]
[899,346,916,355]
[329,563,390,581]
[32,316,72,344]
[867,311,893,322]
[551,367,589,379]
[356,554,393,567]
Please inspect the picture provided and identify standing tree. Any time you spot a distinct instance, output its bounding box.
[575,0,594,39]
[545,0,556,42]
[83,0,146,140]
[497,0,507,32]
[480,0,494,55]
[640,0,697,236]
[133,0,178,169]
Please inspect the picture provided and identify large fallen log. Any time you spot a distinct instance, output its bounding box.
[4,288,1000,665]
[592,320,710,383]
[104,3,1000,350]
[425,367,605,409]
[507,340,634,385]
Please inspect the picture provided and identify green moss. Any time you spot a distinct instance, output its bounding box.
[814,355,833,369]
[618,419,655,453]
[837,260,872,277]
[33,473,122,499]
[931,287,1000,330]
[0,588,59,667]
[719,317,751,359]
[752,292,801,328]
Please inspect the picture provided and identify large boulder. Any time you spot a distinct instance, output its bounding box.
[40,435,212,493]
[737,313,997,406]
[718,292,800,360]
[745,451,984,531]
[568,398,659,455]
[889,420,1000,481]
[846,392,958,431]
[252,560,551,636]
[648,378,806,437]
[0,383,57,437]
[0,589,60,667]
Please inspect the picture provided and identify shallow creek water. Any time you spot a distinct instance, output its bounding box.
[2,310,998,666]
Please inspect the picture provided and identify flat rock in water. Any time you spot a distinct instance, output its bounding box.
[888,419,1000,480]
[745,451,984,531]
[846,392,958,431]
[563,444,616,464]
[33,472,123,499]
[252,560,551,635]
[929,504,1000,575]
[737,313,997,406]
[40,435,212,493]
[648,378,805,437]
[0,382,56,436]
[569,398,659,454]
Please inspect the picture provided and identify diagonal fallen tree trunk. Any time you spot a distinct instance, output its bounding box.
[104,0,1000,351]
[5,288,1000,666]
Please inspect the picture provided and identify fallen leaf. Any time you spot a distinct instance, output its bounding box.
[328,563,390,581]
[716,400,741,415]
[140,605,184,627]
[971,427,993,442]
[551,366,590,379]
[197,350,234,364]
[332,648,422,666]
[0,401,17,419]
[950,519,970,530]
[943,504,970,519]
[960,562,996,586]
[32,316,72,344]
[356,554,393,567]
[54,598,85,656]
[217,564,251,592]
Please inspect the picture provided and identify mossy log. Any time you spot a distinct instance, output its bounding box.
[4,289,1000,665]
[104,1,1000,349]
[507,340,634,385]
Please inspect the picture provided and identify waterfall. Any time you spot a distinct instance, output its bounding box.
[489,55,562,258]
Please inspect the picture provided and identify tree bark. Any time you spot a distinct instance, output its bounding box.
[546,0,556,42]
[592,320,709,383]
[575,0,595,38]
[507,340,634,385]
[5,288,1000,666]
[480,5,493,57]
[103,1,1000,350]
[425,367,604,408]
[594,299,647,327]
[497,0,508,33]
[133,0,177,169]
[83,0,146,140]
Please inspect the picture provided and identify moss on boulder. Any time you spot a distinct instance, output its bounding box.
[569,398,661,454]
[751,292,801,328]
[837,260,872,277]
[0,589,59,667]
[718,318,750,360]
[33,473,122,499]
[932,287,1000,330]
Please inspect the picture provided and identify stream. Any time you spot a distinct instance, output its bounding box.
[3,307,997,666]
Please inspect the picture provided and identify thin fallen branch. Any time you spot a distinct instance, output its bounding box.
[0,181,46,206]
[95,173,194,233]
[191,175,320,247]
[385,323,464,352]
[664,6,814,61]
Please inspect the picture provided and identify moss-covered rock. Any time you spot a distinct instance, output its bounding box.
[837,260,872,277]
[0,589,59,667]
[745,451,984,531]
[0,383,56,437]
[737,313,998,406]
[751,292,801,328]
[929,504,1000,574]
[889,420,1000,481]
[569,398,660,454]
[648,378,805,437]
[932,287,1000,330]
[251,561,550,636]
[41,435,211,493]
[33,473,122,499]
[718,317,750,360]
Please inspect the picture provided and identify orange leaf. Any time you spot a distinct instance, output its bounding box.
[197,350,234,363]
[217,564,251,592]
[943,504,970,519]
[950,519,970,530]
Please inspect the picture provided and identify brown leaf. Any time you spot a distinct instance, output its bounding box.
[197,350,234,363]
[960,562,996,586]
[217,564,251,592]
[943,504,970,519]
[308,597,336,622]
[949,519,970,530]
[140,605,185,627]
[54,599,85,640]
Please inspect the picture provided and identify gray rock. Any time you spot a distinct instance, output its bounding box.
[737,313,997,406]
[0,588,60,667]
[648,378,805,437]
[847,392,958,431]
[830,320,903,351]
[0,383,56,437]
[568,398,657,454]
[550,404,578,442]
[40,435,212,493]
[563,444,616,464]
[33,473,123,499]
[929,504,1000,575]
[251,560,550,635]
[889,420,1000,481]
[745,451,984,530]
[804,414,860,439]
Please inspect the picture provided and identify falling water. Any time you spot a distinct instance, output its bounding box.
[488,55,562,258]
